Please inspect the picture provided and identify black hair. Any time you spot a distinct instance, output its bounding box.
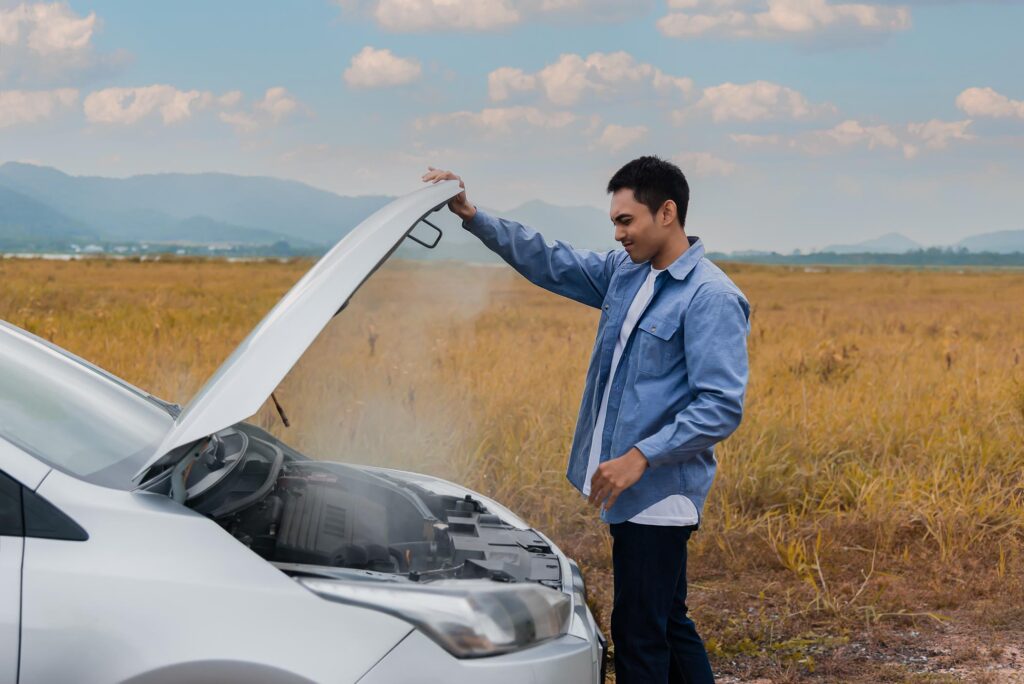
[606,155,689,227]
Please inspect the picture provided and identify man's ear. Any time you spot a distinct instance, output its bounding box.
[660,200,677,227]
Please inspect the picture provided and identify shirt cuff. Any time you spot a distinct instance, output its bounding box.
[633,440,664,468]
[460,206,487,232]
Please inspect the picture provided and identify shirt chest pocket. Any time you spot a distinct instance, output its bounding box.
[635,315,682,376]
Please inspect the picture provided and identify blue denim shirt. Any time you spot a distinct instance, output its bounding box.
[463,209,751,524]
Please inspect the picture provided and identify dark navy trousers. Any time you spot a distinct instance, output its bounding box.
[609,522,715,684]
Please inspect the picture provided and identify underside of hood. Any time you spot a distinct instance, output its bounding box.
[133,180,463,481]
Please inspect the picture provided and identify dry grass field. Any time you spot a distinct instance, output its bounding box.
[2,255,1023,682]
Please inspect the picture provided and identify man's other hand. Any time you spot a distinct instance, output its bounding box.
[421,167,476,222]
[588,447,649,512]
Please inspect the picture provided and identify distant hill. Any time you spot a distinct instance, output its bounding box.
[822,232,922,254]
[0,184,97,248]
[147,215,314,246]
[0,162,391,246]
[956,230,1024,254]
[0,163,616,256]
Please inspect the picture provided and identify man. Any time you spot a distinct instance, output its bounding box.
[422,156,750,684]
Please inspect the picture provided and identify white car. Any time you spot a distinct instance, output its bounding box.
[0,180,606,684]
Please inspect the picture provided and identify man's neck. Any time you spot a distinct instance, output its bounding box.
[651,230,690,270]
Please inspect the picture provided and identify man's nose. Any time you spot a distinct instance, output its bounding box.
[614,225,627,242]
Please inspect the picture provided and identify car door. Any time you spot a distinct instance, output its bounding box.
[0,470,24,683]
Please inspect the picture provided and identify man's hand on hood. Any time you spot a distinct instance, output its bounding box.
[422,167,477,222]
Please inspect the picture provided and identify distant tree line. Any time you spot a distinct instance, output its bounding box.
[709,247,1024,267]
[0,239,324,258]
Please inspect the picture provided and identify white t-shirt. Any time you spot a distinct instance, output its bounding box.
[581,265,699,526]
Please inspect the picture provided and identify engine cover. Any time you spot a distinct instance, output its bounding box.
[275,479,390,569]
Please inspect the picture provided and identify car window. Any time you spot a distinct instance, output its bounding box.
[0,472,22,536]
[0,328,173,489]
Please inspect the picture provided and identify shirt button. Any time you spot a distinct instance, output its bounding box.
[651,325,657,332]
[603,304,609,310]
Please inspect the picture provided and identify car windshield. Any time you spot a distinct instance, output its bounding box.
[0,323,174,489]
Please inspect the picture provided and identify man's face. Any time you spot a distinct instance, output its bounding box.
[609,188,669,264]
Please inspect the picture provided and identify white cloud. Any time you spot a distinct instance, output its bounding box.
[415,106,577,135]
[823,119,901,149]
[674,151,737,177]
[0,2,95,55]
[0,88,77,128]
[219,87,306,133]
[336,0,652,31]
[83,85,210,125]
[343,46,422,88]
[218,90,243,108]
[0,2,118,82]
[82,84,306,129]
[0,11,16,45]
[659,7,754,38]
[255,86,299,121]
[955,87,1024,119]
[658,0,910,41]
[771,119,908,156]
[369,0,519,31]
[595,124,648,152]
[906,119,973,150]
[488,67,537,101]
[681,80,835,122]
[488,51,692,106]
[218,110,259,133]
[729,132,781,145]
[739,118,973,158]
[813,119,972,157]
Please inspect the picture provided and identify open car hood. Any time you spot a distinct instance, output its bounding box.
[133,180,462,481]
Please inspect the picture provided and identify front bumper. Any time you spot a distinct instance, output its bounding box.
[357,630,601,684]
[357,560,605,683]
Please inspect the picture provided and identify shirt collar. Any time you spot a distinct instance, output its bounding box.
[664,235,704,281]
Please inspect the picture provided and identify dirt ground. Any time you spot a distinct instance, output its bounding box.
[718,630,1024,683]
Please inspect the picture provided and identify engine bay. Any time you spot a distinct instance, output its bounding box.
[155,424,562,588]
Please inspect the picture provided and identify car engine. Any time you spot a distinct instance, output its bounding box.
[175,424,562,588]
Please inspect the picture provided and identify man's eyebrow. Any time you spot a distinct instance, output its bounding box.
[612,213,632,223]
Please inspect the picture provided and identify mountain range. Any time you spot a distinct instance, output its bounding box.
[955,230,1024,254]
[0,162,616,257]
[822,232,923,254]
[0,162,1021,257]
[821,230,1024,255]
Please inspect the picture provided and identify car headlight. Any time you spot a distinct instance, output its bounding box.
[299,578,571,658]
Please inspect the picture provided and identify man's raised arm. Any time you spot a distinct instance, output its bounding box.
[422,167,618,309]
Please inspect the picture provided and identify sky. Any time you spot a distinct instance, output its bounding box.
[1,0,1022,252]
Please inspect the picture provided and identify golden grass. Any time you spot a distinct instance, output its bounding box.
[3,255,1023,679]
